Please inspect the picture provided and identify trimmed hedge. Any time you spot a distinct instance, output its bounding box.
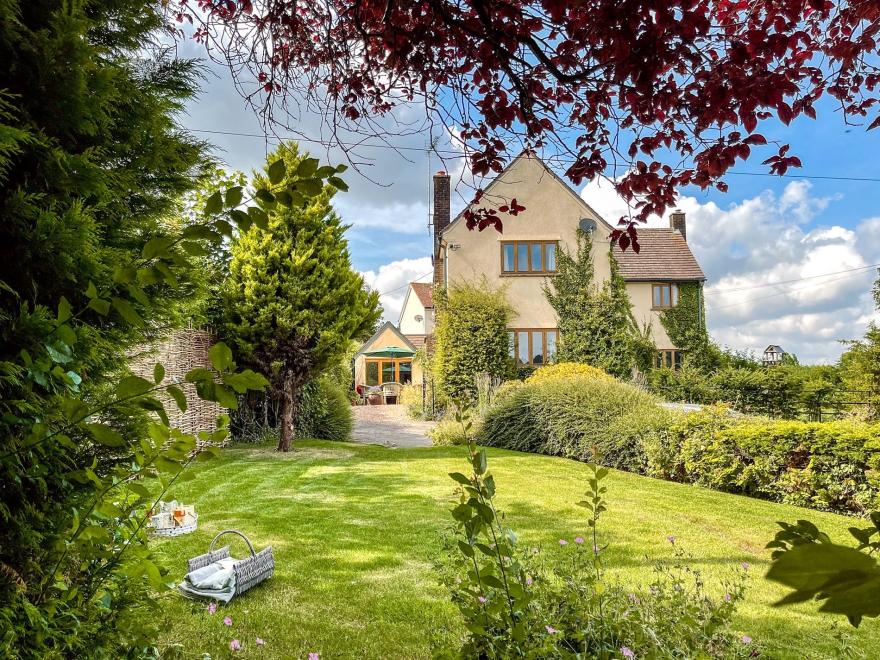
[645,408,880,514]
[480,375,674,470]
[525,362,613,384]
[484,379,880,515]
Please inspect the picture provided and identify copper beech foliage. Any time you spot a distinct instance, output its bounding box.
[174,0,880,251]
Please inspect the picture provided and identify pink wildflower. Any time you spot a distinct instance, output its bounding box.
[741,635,752,644]
[621,647,635,659]
[207,602,217,614]
[478,596,487,604]
[308,654,320,660]
[256,637,265,646]
[229,639,241,651]
[559,539,568,546]
[223,616,232,626]
[545,625,557,634]
[574,536,585,544]
[742,562,750,570]
[667,535,676,545]
[724,593,732,602]
[526,577,533,586]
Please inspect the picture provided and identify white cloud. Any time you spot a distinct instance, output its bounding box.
[361,257,433,323]
[580,179,880,364]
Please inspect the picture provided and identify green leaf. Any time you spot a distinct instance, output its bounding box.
[208,342,234,372]
[212,384,238,409]
[153,363,165,384]
[167,385,187,412]
[142,237,174,260]
[449,472,472,486]
[185,367,213,383]
[225,186,243,208]
[88,298,111,316]
[328,176,349,192]
[296,178,323,197]
[116,375,153,399]
[268,159,286,184]
[45,342,73,364]
[181,240,210,256]
[155,456,182,475]
[296,157,319,177]
[85,281,98,299]
[248,206,269,229]
[457,540,475,558]
[57,297,72,323]
[113,266,137,284]
[767,543,878,593]
[222,370,269,393]
[182,224,222,242]
[230,209,252,232]
[205,190,223,215]
[83,423,125,447]
[255,188,276,206]
[111,297,142,326]
[472,449,487,475]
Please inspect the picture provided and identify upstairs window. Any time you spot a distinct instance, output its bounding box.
[652,283,680,309]
[501,241,558,275]
[655,350,682,370]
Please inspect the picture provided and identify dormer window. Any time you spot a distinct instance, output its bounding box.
[501,241,558,275]
[652,283,679,309]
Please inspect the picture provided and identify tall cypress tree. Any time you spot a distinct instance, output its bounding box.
[223,143,380,451]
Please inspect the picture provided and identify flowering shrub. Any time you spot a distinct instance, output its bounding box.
[525,362,614,385]
[436,414,757,658]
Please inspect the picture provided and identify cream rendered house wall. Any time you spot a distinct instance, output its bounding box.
[625,282,675,349]
[399,288,428,336]
[443,155,613,329]
[442,154,688,351]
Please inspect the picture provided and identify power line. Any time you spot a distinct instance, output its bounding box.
[706,269,873,312]
[375,271,434,297]
[188,128,880,183]
[705,263,880,295]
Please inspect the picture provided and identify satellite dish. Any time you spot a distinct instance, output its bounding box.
[579,218,597,233]
[414,314,424,323]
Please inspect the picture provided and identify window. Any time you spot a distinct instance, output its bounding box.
[365,358,413,385]
[509,329,559,365]
[501,241,558,274]
[655,350,682,370]
[652,283,680,309]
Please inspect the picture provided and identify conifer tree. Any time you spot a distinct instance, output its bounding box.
[223,143,380,451]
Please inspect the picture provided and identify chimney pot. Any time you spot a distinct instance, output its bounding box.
[670,209,687,241]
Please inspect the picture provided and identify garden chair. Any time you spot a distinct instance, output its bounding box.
[381,382,401,405]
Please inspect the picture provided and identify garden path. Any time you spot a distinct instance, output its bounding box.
[351,404,434,448]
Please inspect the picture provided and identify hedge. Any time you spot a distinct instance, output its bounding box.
[645,407,880,514]
[480,375,674,470]
[483,378,880,516]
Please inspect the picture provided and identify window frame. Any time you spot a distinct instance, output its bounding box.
[364,357,414,385]
[508,328,559,366]
[654,349,682,370]
[500,241,559,275]
[652,283,680,310]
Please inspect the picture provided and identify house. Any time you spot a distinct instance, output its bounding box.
[355,151,706,390]
[762,345,787,366]
[353,321,422,389]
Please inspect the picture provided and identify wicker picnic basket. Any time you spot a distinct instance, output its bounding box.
[187,530,274,596]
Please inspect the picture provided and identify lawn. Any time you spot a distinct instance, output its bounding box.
[152,441,880,659]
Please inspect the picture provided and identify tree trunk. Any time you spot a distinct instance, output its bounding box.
[278,376,297,452]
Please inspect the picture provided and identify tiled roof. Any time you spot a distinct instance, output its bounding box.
[612,229,705,281]
[406,334,428,348]
[411,282,434,308]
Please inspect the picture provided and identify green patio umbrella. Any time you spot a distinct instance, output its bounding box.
[362,346,415,358]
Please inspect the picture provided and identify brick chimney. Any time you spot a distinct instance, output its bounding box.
[670,209,686,241]
[432,171,450,287]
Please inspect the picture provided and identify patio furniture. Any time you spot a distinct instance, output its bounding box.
[180,530,274,603]
[365,385,383,405]
[381,381,401,405]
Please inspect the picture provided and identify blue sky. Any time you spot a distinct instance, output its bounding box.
[179,52,880,364]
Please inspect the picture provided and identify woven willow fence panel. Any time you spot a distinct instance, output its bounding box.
[130,328,228,445]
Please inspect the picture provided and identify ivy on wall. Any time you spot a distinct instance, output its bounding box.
[659,282,717,370]
[544,230,654,378]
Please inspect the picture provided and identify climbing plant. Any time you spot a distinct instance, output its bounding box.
[544,230,653,379]
[658,283,718,371]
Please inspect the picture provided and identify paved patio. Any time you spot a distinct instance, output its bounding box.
[351,404,434,448]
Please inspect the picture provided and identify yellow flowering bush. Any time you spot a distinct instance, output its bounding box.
[525,362,614,384]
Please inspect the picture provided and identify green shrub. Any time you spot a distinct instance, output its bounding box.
[428,418,472,446]
[525,361,613,384]
[681,419,880,513]
[400,383,425,419]
[481,375,674,470]
[433,280,514,404]
[297,377,354,441]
